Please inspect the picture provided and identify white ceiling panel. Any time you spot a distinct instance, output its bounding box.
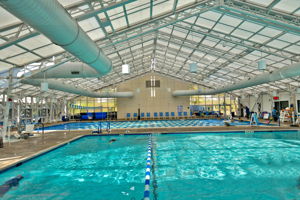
[18,35,51,50]
[259,27,282,37]
[7,52,40,65]
[33,44,64,57]
[87,28,105,40]
[0,45,25,59]
[213,23,235,34]
[239,21,263,33]
[284,45,300,54]
[0,7,21,28]
[196,17,215,29]
[249,34,270,44]
[273,0,300,13]
[267,40,290,49]
[78,17,99,31]
[219,15,243,26]
[245,0,273,7]
[200,11,222,21]
[277,33,300,43]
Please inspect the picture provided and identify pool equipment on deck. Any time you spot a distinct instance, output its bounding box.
[250,113,259,125]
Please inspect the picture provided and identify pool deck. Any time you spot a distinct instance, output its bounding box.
[0,124,299,172]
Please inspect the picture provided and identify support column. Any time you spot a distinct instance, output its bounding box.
[2,69,13,141]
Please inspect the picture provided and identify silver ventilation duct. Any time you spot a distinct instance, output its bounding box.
[173,62,300,96]
[21,79,133,98]
[0,0,112,75]
[31,62,100,79]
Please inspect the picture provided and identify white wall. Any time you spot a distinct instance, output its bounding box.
[117,73,191,119]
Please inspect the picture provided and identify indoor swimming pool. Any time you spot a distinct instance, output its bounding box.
[0,131,300,200]
[37,119,267,131]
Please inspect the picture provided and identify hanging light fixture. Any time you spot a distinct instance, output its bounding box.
[258,60,266,70]
[189,63,197,73]
[122,63,130,74]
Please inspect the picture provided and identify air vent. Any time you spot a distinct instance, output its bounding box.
[71,71,80,75]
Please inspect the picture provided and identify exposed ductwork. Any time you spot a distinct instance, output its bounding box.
[31,62,101,79]
[173,62,300,96]
[21,79,133,98]
[0,0,112,75]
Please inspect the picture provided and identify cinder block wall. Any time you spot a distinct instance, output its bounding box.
[117,73,191,119]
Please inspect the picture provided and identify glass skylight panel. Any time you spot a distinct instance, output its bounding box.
[186,32,203,43]
[18,35,51,50]
[78,17,99,31]
[184,16,197,24]
[0,7,21,28]
[126,0,148,11]
[243,54,260,61]
[202,39,218,47]
[215,43,231,51]
[200,11,222,21]
[267,40,290,49]
[284,45,300,54]
[0,38,5,45]
[195,17,216,29]
[259,27,282,37]
[152,0,173,17]
[266,55,284,62]
[272,62,286,68]
[245,0,273,7]
[231,29,254,39]
[213,23,235,34]
[181,47,193,54]
[219,15,243,27]
[33,44,64,57]
[87,28,106,40]
[278,33,300,43]
[172,29,188,38]
[229,48,244,54]
[0,61,13,72]
[111,17,127,30]
[273,0,300,13]
[107,6,124,19]
[128,10,150,25]
[57,0,83,7]
[249,34,270,44]
[177,0,196,8]
[7,52,40,65]
[238,21,263,33]
[105,26,112,33]
[193,51,205,57]
[0,45,25,59]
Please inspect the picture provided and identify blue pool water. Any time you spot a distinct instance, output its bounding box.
[37,119,264,131]
[1,131,299,200]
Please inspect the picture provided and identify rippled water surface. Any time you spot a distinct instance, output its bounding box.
[1,131,300,200]
[153,132,300,200]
